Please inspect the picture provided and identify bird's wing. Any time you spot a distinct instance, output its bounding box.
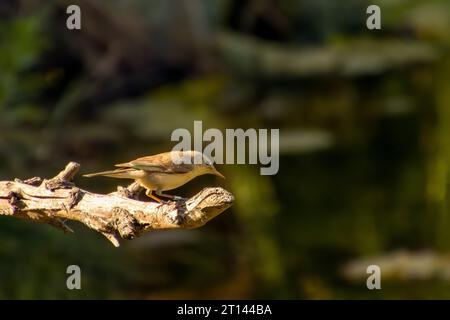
[116,152,193,173]
[115,162,132,168]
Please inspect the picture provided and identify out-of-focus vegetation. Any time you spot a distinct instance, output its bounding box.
[0,0,449,299]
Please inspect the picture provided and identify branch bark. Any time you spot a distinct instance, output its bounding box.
[0,162,234,247]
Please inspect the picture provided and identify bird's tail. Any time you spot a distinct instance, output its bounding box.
[83,168,134,179]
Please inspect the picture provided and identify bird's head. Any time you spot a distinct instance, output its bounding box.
[183,150,225,179]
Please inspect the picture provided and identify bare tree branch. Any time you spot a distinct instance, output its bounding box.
[0,162,234,247]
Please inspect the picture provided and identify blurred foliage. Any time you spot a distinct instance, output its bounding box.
[0,13,48,123]
[0,0,449,299]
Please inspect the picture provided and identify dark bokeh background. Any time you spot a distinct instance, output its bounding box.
[1,0,450,299]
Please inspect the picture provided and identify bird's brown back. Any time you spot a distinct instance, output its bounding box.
[115,151,194,174]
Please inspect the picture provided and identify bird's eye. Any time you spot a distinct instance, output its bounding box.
[202,156,213,166]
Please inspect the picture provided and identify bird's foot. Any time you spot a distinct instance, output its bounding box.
[145,190,164,203]
[172,195,187,202]
[156,192,187,203]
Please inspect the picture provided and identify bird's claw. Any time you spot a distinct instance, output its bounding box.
[158,196,186,205]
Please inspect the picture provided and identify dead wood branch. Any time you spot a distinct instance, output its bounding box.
[0,162,234,247]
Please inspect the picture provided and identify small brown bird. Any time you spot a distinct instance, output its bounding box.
[83,150,225,202]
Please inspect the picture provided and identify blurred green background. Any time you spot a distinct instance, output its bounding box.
[0,0,450,299]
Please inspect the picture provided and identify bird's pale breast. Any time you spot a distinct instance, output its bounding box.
[137,172,197,192]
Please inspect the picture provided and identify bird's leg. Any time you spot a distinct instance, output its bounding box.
[156,191,187,202]
[145,189,162,203]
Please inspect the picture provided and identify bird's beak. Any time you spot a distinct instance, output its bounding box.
[212,168,226,179]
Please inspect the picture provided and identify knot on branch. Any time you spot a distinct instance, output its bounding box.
[8,191,24,215]
[14,177,42,186]
[44,162,80,191]
[111,207,142,240]
[115,182,143,200]
[67,187,84,209]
